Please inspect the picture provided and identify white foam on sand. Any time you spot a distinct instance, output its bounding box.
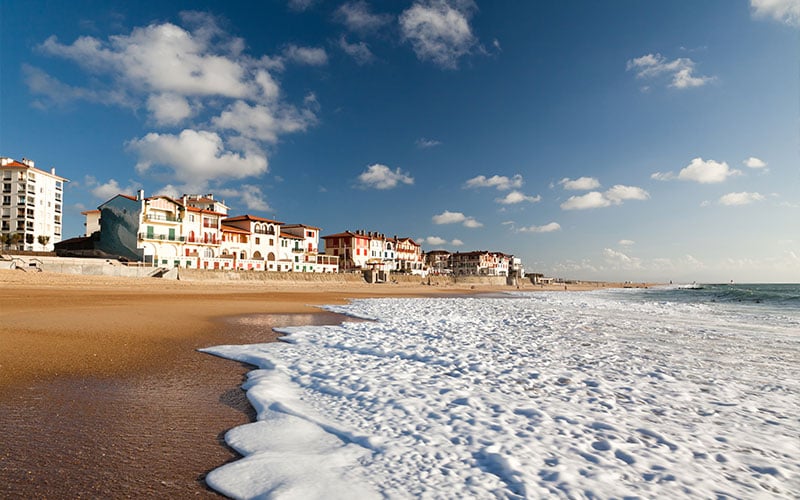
[202,291,800,499]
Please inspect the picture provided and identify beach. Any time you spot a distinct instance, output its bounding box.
[0,270,607,497]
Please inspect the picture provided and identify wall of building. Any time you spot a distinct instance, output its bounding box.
[97,196,142,261]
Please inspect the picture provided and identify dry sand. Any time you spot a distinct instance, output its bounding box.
[0,270,632,497]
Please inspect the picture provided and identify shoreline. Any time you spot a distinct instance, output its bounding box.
[0,270,648,497]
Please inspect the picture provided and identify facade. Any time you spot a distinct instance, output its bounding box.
[425,250,452,275]
[394,237,425,275]
[1,157,68,251]
[93,190,336,272]
[449,251,512,276]
[81,209,101,237]
[321,230,372,271]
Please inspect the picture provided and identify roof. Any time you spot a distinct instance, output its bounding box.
[80,209,101,215]
[221,224,250,234]
[0,158,70,181]
[282,223,321,231]
[321,231,370,239]
[223,214,283,224]
[280,232,304,239]
[186,206,228,216]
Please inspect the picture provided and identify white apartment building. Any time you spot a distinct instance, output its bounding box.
[1,157,68,252]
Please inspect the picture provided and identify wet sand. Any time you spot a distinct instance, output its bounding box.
[0,270,634,498]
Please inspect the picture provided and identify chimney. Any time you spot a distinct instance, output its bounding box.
[50,167,56,175]
[137,189,144,201]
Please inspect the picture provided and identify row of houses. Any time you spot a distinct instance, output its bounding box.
[2,156,524,277]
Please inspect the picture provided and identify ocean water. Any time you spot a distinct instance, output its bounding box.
[202,285,800,499]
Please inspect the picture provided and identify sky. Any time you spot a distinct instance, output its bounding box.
[1,0,798,283]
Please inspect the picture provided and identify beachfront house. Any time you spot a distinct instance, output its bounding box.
[395,237,425,275]
[449,251,512,276]
[281,224,339,273]
[321,230,372,271]
[221,214,281,271]
[1,156,68,252]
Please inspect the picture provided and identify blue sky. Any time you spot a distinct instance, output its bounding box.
[2,0,798,282]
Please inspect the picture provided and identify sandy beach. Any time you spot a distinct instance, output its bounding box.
[0,270,622,497]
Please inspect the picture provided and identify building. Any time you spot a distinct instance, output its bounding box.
[321,230,372,271]
[1,156,68,251]
[281,224,339,273]
[449,251,512,276]
[81,209,101,237]
[221,214,282,271]
[425,250,452,275]
[395,237,425,275]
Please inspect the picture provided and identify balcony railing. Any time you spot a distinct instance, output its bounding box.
[144,213,182,223]
[138,232,186,242]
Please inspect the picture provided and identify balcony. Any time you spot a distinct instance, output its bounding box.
[291,248,304,253]
[144,213,182,223]
[138,232,186,242]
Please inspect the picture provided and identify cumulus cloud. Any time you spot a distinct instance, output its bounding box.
[432,210,482,227]
[127,129,268,192]
[85,176,142,200]
[751,0,800,26]
[618,239,635,246]
[603,248,642,269]
[218,184,272,212]
[30,13,320,193]
[626,53,714,89]
[356,164,414,189]
[678,158,740,183]
[399,0,478,69]
[744,156,768,169]
[464,174,523,190]
[335,1,392,33]
[495,191,541,205]
[561,185,649,210]
[288,0,318,12]
[719,192,765,206]
[451,239,464,246]
[519,222,561,233]
[424,236,447,245]
[652,158,741,184]
[559,176,600,191]
[338,36,375,65]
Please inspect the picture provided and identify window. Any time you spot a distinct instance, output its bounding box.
[2,196,9,205]
[2,184,9,193]
[255,237,260,245]
[55,193,61,202]
[55,181,62,190]
[306,231,313,238]
[269,238,274,245]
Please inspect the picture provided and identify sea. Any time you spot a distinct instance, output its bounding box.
[201,284,800,499]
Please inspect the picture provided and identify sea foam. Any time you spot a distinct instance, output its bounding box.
[202,290,800,499]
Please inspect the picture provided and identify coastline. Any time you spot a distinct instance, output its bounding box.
[0,270,644,497]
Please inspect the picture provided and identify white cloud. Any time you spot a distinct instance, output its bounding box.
[559,176,600,191]
[603,248,642,269]
[432,210,465,224]
[146,93,194,126]
[218,185,272,212]
[424,236,447,246]
[678,158,740,183]
[618,239,635,246]
[399,0,478,69]
[464,174,523,190]
[85,177,142,200]
[335,1,392,33]
[605,185,650,203]
[561,191,611,210]
[212,100,316,143]
[751,0,800,27]
[519,222,561,233]
[744,156,768,169]
[338,36,375,65]
[495,191,541,205]
[356,164,414,189]
[415,137,441,148]
[650,171,676,181]
[626,53,714,89]
[283,44,328,66]
[719,192,765,206]
[561,185,649,210]
[432,210,482,227]
[127,129,267,192]
[32,14,320,192]
[462,217,483,228]
[451,239,464,246]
